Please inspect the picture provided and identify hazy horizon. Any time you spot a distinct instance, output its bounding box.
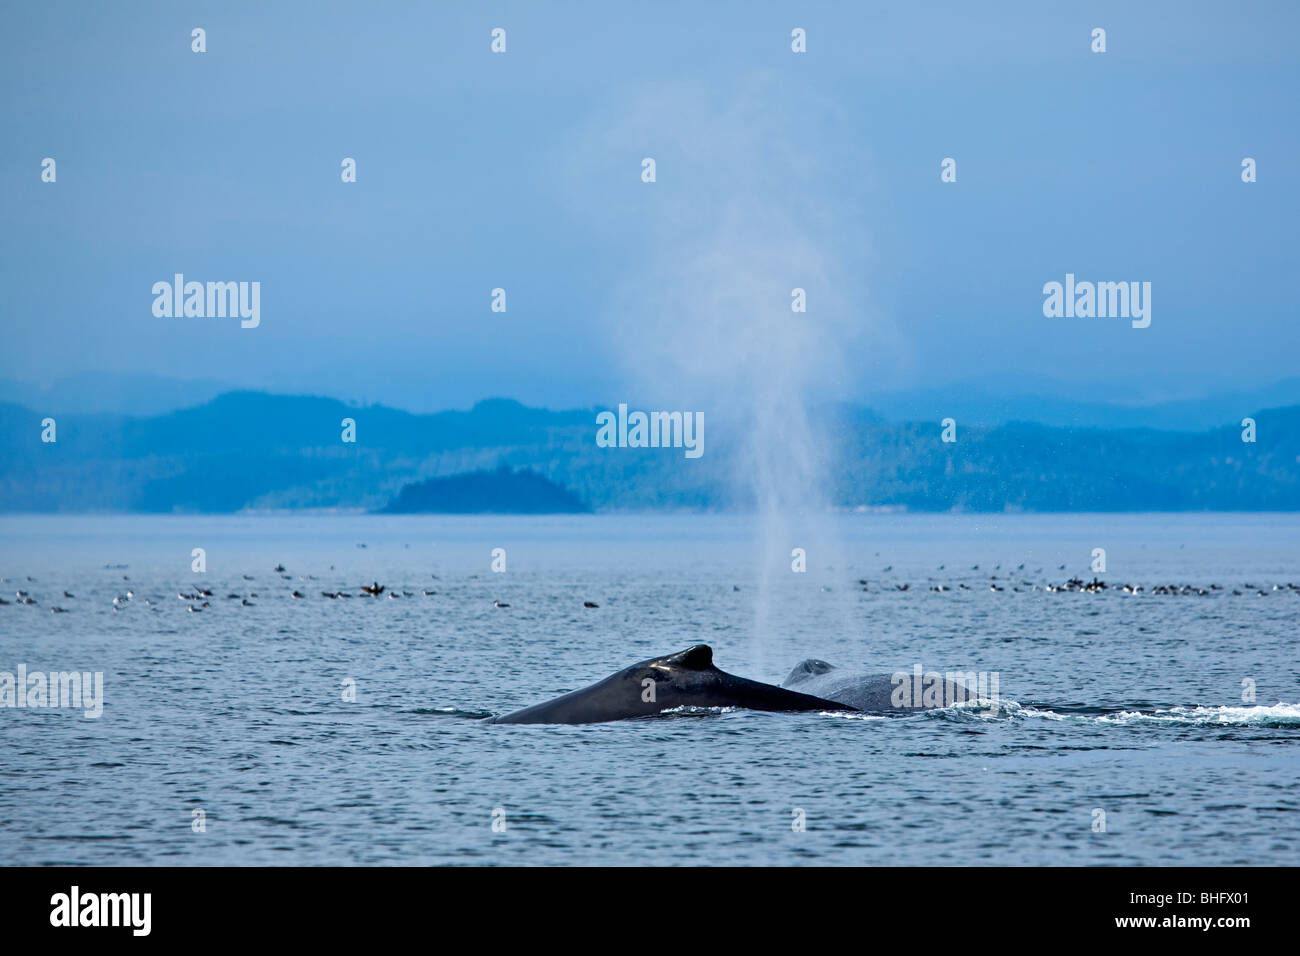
[5,369,1300,422]
[3,1,1298,413]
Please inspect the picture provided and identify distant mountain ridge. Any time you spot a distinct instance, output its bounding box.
[5,372,1300,431]
[1,391,1297,512]
[852,377,1300,431]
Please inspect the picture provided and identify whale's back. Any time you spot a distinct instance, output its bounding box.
[782,662,902,712]
[782,659,980,714]
[494,645,853,724]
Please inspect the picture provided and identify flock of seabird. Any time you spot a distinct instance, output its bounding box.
[0,565,557,614]
[854,564,1300,598]
[2,560,1297,614]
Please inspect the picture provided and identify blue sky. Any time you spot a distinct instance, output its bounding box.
[2,0,1297,412]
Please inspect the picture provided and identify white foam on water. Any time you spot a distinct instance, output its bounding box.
[820,710,887,721]
[994,701,1300,727]
[658,705,737,718]
[1096,702,1300,727]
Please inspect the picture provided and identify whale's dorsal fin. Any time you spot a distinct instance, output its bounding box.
[783,658,836,686]
[662,644,713,669]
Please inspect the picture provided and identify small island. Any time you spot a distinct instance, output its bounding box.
[379,465,590,514]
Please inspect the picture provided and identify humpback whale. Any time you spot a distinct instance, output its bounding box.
[782,659,988,714]
[492,644,853,724]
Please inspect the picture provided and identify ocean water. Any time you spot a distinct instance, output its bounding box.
[1,512,1297,866]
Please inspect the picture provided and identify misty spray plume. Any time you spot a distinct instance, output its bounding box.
[577,76,885,671]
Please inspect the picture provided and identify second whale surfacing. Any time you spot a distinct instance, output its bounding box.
[492,644,855,724]
[782,659,986,714]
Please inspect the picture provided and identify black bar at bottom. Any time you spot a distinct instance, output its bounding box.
[0,865,1276,942]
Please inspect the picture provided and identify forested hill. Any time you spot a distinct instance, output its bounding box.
[1,392,1297,512]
